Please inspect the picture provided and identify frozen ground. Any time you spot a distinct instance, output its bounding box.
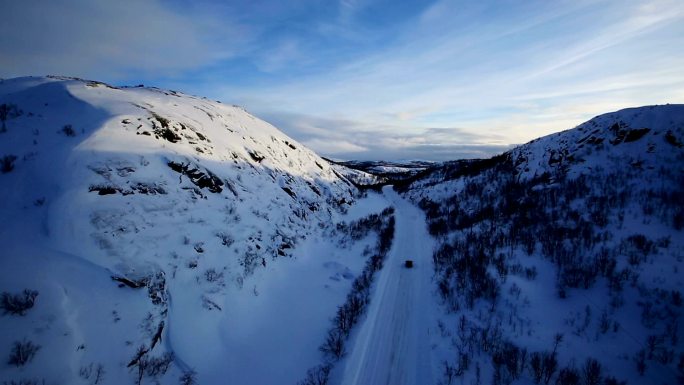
[0,76,365,385]
[335,186,437,385]
[1,77,682,385]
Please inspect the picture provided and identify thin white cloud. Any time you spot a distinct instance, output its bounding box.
[3,0,682,161]
[524,0,684,79]
[259,110,512,160]
[255,39,306,73]
[304,138,368,154]
[0,0,243,79]
[222,0,684,160]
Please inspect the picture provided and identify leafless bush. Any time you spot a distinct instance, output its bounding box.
[131,348,174,385]
[0,103,22,132]
[299,364,331,385]
[1,155,17,173]
[204,268,224,283]
[1,289,38,315]
[216,232,234,247]
[179,370,197,385]
[556,366,580,385]
[79,362,106,384]
[7,340,40,367]
[528,351,557,384]
[582,358,602,385]
[61,124,76,137]
[320,329,345,359]
[141,352,174,378]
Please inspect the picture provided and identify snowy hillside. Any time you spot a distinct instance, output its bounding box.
[0,76,377,385]
[328,159,433,187]
[401,105,684,385]
[2,76,682,385]
[512,104,684,181]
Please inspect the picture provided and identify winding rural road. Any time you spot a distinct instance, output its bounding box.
[338,186,435,385]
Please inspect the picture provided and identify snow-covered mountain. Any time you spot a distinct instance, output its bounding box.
[400,104,684,385]
[510,104,684,186]
[1,75,682,385]
[327,159,433,187]
[0,76,374,385]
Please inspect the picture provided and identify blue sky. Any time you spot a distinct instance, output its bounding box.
[2,0,683,161]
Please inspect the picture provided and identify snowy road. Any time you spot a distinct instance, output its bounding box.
[338,186,435,385]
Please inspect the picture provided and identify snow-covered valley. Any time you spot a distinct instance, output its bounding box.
[335,187,436,385]
[1,77,683,385]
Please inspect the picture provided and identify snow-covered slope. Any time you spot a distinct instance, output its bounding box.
[0,76,366,384]
[329,162,387,187]
[0,76,356,261]
[513,104,684,181]
[2,75,683,385]
[329,159,433,187]
[401,105,684,385]
[407,105,684,192]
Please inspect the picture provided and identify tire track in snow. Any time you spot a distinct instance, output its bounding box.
[339,186,435,385]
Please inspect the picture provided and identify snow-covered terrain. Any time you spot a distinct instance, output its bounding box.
[0,76,371,385]
[335,186,436,385]
[329,159,433,186]
[401,104,684,385]
[1,76,682,385]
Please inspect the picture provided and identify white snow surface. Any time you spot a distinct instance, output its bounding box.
[401,104,684,385]
[2,76,683,385]
[512,104,684,180]
[334,186,437,385]
[0,76,373,384]
[409,104,684,199]
[330,163,386,186]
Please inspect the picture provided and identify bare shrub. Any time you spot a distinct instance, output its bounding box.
[1,155,17,173]
[320,329,345,359]
[1,289,38,315]
[299,364,331,385]
[7,340,40,367]
[79,362,106,384]
[179,370,197,385]
[131,348,174,385]
[582,358,602,385]
[61,124,76,137]
[141,352,173,378]
[556,366,580,385]
[204,268,224,283]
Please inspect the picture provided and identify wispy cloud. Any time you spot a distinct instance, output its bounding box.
[260,111,512,161]
[0,0,246,80]
[523,0,684,79]
[2,0,682,161]
[219,0,684,159]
